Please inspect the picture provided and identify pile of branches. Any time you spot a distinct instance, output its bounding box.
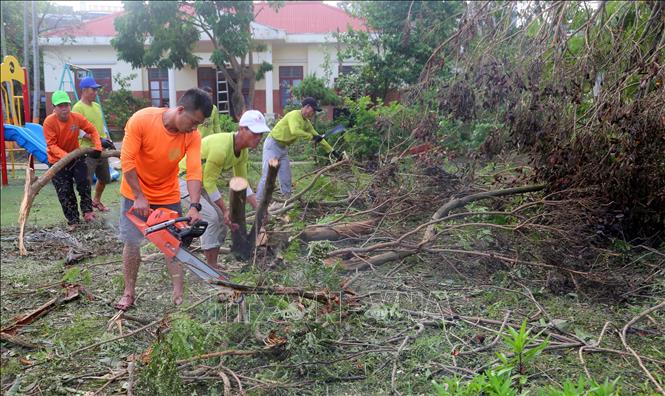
[417,1,665,241]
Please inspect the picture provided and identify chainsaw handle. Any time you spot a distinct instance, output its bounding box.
[144,216,192,235]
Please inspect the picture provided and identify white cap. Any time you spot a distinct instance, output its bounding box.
[239,110,270,134]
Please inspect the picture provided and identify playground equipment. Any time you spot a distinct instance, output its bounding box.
[57,63,119,183]
[1,55,42,185]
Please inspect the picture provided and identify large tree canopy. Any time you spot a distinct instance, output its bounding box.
[336,1,463,100]
[112,1,273,117]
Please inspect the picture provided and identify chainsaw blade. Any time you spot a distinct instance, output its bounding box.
[174,248,228,282]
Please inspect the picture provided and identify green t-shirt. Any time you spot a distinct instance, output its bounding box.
[269,109,332,152]
[72,100,107,147]
[198,104,221,138]
[179,132,249,202]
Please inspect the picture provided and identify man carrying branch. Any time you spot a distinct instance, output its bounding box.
[256,97,342,203]
[179,110,271,270]
[44,90,102,229]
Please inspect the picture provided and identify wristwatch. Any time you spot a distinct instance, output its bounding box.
[189,202,202,211]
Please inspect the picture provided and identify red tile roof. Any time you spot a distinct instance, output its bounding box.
[44,11,122,37]
[254,1,365,34]
[45,2,365,38]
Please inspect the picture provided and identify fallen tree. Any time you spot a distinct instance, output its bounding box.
[329,184,545,270]
[18,148,120,255]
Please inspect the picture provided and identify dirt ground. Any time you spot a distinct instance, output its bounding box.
[1,161,664,395]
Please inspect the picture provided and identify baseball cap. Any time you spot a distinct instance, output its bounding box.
[239,110,270,134]
[51,90,71,106]
[80,76,101,89]
[302,97,322,112]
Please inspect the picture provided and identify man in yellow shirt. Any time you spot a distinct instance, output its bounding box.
[197,86,221,138]
[72,76,115,212]
[179,110,270,269]
[256,97,341,201]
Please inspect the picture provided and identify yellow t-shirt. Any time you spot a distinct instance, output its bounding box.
[71,100,108,147]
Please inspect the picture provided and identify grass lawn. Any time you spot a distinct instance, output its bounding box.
[0,161,320,229]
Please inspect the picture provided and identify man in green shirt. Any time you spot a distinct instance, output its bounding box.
[256,97,342,201]
[72,76,115,212]
[197,86,221,138]
[179,110,270,269]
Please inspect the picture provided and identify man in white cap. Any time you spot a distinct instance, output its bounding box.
[178,110,270,269]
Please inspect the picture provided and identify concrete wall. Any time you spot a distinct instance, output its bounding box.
[42,45,144,93]
[42,40,359,115]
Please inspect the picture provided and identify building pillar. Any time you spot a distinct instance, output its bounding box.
[168,68,176,108]
[264,44,274,120]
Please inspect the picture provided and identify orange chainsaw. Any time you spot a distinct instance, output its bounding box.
[126,207,228,281]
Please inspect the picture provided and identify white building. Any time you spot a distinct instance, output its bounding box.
[40,1,365,121]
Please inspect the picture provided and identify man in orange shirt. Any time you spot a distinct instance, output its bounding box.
[116,88,212,311]
[43,90,102,228]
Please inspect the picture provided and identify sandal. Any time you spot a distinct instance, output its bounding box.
[92,200,110,212]
[114,294,135,311]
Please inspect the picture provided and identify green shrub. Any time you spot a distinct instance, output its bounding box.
[218,114,238,133]
[104,73,148,130]
[290,74,340,106]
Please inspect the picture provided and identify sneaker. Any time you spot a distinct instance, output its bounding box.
[83,212,96,222]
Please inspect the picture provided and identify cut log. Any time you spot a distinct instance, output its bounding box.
[300,219,378,242]
[18,148,120,255]
[229,176,250,259]
[248,158,279,252]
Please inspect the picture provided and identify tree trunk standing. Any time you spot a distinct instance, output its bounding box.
[247,50,256,110]
[31,1,40,123]
[247,158,279,251]
[23,1,29,67]
[229,177,250,259]
[0,1,7,59]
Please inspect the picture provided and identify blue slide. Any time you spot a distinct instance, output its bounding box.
[3,123,49,164]
[3,123,119,182]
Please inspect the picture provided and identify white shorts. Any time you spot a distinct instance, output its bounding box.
[179,178,227,250]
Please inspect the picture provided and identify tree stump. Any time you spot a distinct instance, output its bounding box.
[229,176,250,259]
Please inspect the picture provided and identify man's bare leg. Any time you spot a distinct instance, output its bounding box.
[166,256,185,305]
[94,181,106,202]
[92,182,109,211]
[117,242,141,309]
[204,247,224,271]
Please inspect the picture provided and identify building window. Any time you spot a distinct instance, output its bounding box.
[148,68,169,107]
[279,66,303,110]
[339,65,359,75]
[75,68,112,100]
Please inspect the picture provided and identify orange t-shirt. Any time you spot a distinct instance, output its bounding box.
[43,112,102,164]
[120,107,202,204]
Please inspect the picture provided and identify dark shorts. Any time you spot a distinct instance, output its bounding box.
[118,197,182,245]
[86,156,111,184]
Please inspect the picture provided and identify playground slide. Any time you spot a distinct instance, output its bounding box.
[3,123,49,164]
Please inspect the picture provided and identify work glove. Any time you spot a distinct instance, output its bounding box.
[89,150,102,159]
[312,134,324,144]
[331,150,343,162]
[101,138,116,150]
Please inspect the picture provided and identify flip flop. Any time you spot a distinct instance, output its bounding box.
[114,294,135,311]
[92,201,110,212]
